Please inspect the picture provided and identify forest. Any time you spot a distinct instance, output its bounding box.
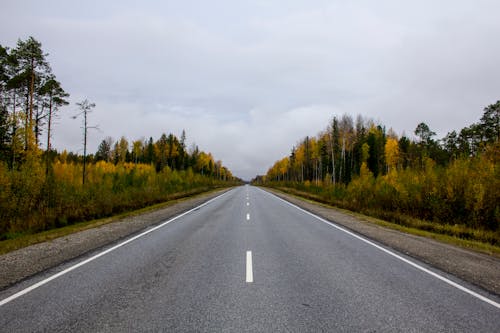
[0,37,239,240]
[255,102,499,246]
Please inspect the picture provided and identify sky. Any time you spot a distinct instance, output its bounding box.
[1,0,499,180]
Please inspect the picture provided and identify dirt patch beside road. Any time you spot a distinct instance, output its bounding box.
[264,188,500,296]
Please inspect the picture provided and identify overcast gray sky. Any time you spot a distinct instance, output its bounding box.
[2,0,499,179]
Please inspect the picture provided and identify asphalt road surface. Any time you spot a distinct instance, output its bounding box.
[1,185,499,332]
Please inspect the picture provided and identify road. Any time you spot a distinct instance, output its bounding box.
[1,185,499,332]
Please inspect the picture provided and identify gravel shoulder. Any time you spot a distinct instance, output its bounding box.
[264,188,500,296]
[0,188,231,290]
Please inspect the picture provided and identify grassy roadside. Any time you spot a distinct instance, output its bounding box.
[0,186,230,255]
[266,186,500,257]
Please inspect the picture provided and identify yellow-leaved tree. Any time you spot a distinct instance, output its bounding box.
[385,137,400,173]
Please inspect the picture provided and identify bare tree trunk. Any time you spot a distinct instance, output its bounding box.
[330,137,336,186]
[83,108,87,185]
[46,95,53,174]
[340,136,346,183]
[28,62,35,151]
[24,87,29,150]
[11,90,17,168]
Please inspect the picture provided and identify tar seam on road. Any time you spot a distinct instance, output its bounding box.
[259,188,500,310]
[0,189,233,307]
[246,251,253,283]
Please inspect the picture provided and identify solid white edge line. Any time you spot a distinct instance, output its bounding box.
[0,189,233,307]
[258,187,500,310]
[246,251,253,283]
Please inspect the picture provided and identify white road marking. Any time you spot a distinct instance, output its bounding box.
[0,190,233,307]
[247,202,250,206]
[259,188,500,310]
[246,213,250,221]
[246,251,253,283]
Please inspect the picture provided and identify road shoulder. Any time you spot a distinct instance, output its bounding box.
[263,187,500,296]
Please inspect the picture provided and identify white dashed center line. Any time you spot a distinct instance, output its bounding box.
[246,251,253,283]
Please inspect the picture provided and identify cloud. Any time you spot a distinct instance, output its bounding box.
[53,101,335,180]
[3,0,500,179]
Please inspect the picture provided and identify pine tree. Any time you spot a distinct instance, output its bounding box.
[39,75,69,172]
[11,37,51,152]
[96,137,113,162]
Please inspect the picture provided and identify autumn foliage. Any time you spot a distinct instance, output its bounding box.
[0,37,240,239]
[0,153,239,239]
[256,102,500,244]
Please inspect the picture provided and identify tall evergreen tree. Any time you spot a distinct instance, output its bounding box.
[0,45,10,162]
[145,137,154,164]
[39,75,69,156]
[156,133,168,171]
[96,137,113,162]
[479,101,499,144]
[11,37,51,151]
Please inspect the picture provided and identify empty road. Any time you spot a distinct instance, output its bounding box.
[1,185,499,332]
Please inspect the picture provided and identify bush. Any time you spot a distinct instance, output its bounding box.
[264,154,500,245]
[0,161,237,238]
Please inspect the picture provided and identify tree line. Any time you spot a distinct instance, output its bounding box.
[92,131,233,181]
[256,102,499,243]
[0,37,239,239]
[261,103,499,184]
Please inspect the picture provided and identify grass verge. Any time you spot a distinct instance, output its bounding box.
[267,186,500,257]
[0,187,229,255]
